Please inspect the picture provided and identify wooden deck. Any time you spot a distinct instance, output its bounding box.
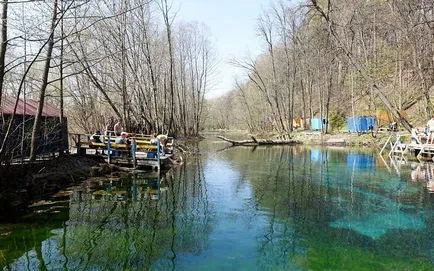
[381,133,434,162]
[409,144,434,162]
[70,133,175,170]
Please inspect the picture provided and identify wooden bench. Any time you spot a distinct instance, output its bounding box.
[88,141,106,148]
[110,143,129,150]
[72,133,174,155]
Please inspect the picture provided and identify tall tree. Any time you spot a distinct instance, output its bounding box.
[159,0,175,135]
[29,0,59,161]
[0,0,8,108]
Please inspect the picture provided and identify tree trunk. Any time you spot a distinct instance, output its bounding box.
[161,0,175,135]
[0,0,8,107]
[58,0,64,156]
[217,135,301,146]
[310,0,412,132]
[29,0,58,161]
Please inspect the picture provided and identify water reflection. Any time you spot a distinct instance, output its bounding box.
[214,146,434,269]
[408,162,434,193]
[1,145,434,270]
[2,156,212,271]
[88,173,164,202]
[347,152,375,171]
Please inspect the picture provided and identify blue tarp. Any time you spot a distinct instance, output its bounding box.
[347,116,376,133]
[366,116,376,131]
[311,118,325,131]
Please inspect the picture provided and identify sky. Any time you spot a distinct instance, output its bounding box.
[174,0,268,99]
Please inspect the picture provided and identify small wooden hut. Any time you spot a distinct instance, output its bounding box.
[0,97,68,159]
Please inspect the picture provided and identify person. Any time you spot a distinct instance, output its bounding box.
[390,121,397,132]
[90,130,104,155]
[150,133,158,144]
[114,119,123,136]
[157,134,168,154]
[427,117,434,144]
[90,130,103,143]
[411,128,421,144]
[115,132,128,144]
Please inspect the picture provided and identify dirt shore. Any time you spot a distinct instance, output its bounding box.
[0,155,119,220]
[290,131,392,148]
[207,129,397,148]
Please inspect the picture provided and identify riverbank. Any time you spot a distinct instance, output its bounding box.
[0,155,118,220]
[290,130,392,148]
[209,129,398,149]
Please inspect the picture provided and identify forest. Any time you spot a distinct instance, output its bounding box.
[207,0,434,135]
[0,0,433,163]
[0,0,214,162]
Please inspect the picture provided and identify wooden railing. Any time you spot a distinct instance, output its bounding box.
[69,132,175,169]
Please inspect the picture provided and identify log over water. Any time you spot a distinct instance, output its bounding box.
[217,135,302,146]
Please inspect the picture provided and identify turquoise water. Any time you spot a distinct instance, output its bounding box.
[1,143,434,270]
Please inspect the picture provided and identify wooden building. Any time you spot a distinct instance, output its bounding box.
[0,97,68,159]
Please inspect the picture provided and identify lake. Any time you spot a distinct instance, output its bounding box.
[1,140,434,270]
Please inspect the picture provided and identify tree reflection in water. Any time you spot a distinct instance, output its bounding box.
[2,157,211,271]
[2,145,434,270]
[226,146,433,269]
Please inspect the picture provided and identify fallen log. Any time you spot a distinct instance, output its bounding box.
[217,135,302,146]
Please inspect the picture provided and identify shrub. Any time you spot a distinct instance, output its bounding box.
[328,110,346,132]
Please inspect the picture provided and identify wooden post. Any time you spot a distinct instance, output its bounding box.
[131,138,137,168]
[75,134,81,154]
[76,134,86,155]
[157,139,161,172]
[157,173,161,200]
[107,132,111,164]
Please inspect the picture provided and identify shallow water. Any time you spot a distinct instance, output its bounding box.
[1,141,434,270]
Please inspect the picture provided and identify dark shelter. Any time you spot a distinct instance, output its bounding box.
[0,97,68,160]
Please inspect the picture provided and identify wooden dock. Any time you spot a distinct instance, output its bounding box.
[381,133,434,162]
[70,133,175,170]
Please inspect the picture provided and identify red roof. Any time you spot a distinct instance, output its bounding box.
[1,97,62,117]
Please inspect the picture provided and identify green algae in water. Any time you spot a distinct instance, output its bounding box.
[295,240,434,271]
[2,145,434,270]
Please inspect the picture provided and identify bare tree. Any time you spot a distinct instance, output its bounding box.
[29,0,59,161]
[0,0,8,107]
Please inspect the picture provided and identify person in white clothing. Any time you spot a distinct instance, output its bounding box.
[411,128,421,144]
[427,117,434,144]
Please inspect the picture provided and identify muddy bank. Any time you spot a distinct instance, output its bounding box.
[291,131,385,147]
[0,155,119,220]
[208,130,387,148]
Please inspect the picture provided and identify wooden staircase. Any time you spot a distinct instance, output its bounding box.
[380,133,408,162]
